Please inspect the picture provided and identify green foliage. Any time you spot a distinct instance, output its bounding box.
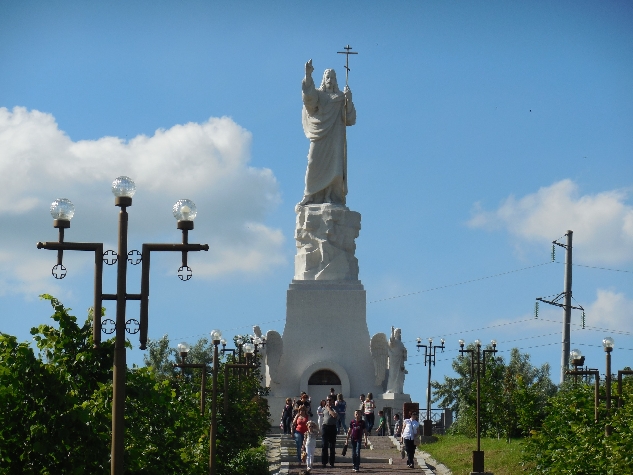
[432,346,556,440]
[144,333,271,475]
[523,378,633,474]
[222,446,269,475]
[0,295,113,474]
[0,295,270,475]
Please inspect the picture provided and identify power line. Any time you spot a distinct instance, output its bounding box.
[568,262,632,274]
[167,318,285,343]
[538,318,633,336]
[369,262,554,304]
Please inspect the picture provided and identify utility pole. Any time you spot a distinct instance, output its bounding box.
[536,230,584,383]
[561,230,573,384]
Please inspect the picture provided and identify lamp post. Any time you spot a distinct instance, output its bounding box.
[209,329,222,475]
[459,339,497,475]
[416,337,445,436]
[174,342,208,415]
[603,336,614,436]
[223,342,257,412]
[565,336,633,436]
[37,177,208,475]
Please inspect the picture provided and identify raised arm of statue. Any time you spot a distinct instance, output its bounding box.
[305,59,314,79]
[302,60,318,115]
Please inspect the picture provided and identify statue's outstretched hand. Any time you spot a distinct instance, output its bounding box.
[305,59,314,78]
[344,85,352,102]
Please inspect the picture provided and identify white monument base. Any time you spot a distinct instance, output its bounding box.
[266,279,410,424]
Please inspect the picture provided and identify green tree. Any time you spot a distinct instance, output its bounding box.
[0,295,113,474]
[0,295,268,475]
[523,377,633,474]
[432,346,555,440]
[145,334,270,475]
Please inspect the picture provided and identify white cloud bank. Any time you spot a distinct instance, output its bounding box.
[0,106,285,296]
[468,179,633,264]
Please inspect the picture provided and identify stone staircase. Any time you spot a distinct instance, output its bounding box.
[264,430,449,474]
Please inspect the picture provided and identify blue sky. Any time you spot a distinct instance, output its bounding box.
[1,1,631,401]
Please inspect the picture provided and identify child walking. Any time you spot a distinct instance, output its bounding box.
[303,420,319,472]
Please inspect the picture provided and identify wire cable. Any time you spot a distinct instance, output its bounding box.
[368,262,554,304]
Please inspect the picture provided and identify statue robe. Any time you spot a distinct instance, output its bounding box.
[301,76,356,204]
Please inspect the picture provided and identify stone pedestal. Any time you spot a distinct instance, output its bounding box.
[266,204,410,423]
[268,279,384,419]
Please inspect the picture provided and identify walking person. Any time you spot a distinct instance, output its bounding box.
[316,399,326,431]
[321,395,338,467]
[375,410,386,436]
[281,397,293,436]
[346,410,368,473]
[335,393,348,434]
[292,406,309,464]
[363,393,376,434]
[303,420,319,472]
[294,392,312,419]
[393,413,402,438]
[401,411,420,468]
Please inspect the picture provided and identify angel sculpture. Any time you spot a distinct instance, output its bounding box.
[386,327,407,394]
[370,333,389,390]
[253,326,267,382]
[264,329,283,385]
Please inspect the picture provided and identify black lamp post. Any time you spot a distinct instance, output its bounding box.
[566,350,600,423]
[208,329,223,475]
[223,342,257,412]
[459,339,497,475]
[174,342,208,415]
[416,337,444,436]
[37,176,209,475]
[565,336,633,436]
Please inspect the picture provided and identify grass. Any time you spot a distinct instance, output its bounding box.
[418,435,534,475]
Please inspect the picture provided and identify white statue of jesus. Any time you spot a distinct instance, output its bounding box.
[299,59,356,206]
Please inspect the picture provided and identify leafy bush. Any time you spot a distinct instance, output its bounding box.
[221,446,269,475]
[523,379,633,474]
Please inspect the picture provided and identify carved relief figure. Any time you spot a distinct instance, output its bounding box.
[294,206,360,280]
[299,59,356,206]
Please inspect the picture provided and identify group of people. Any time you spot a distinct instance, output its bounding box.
[280,390,420,471]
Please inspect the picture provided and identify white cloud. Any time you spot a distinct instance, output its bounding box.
[585,289,633,334]
[468,179,633,264]
[0,106,285,297]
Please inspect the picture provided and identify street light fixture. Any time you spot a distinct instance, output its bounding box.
[174,342,208,415]
[416,337,445,436]
[459,339,497,475]
[37,176,209,475]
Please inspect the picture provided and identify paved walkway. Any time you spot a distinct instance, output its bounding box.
[265,432,451,475]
